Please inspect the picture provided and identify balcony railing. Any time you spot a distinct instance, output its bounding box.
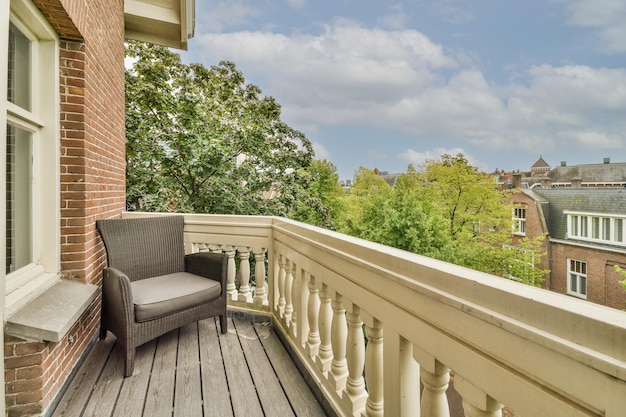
[123,212,626,417]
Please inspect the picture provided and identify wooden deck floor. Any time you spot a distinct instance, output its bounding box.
[51,316,328,417]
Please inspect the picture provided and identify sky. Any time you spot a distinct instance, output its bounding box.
[179,0,626,181]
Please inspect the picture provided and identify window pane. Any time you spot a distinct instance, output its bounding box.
[8,23,32,111]
[580,276,586,296]
[592,217,599,239]
[6,125,32,273]
[580,216,588,237]
[615,219,624,242]
[571,215,578,236]
[603,218,610,241]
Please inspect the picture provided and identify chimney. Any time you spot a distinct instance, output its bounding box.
[512,173,522,189]
[571,176,582,188]
[561,161,566,167]
[604,157,610,164]
[541,177,552,189]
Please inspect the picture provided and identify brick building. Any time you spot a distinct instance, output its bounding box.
[509,186,626,310]
[1,1,194,415]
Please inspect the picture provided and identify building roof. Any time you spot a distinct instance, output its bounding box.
[532,188,626,240]
[532,155,551,169]
[548,161,626,183]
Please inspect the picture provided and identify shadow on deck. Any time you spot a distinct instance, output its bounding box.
[51,315,328,417]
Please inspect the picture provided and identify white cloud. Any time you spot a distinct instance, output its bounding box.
[398,147,485,170]
[285,0,306,11]
[199,1,262,33]
[378,4,409,30]
[312,142,330,160]
[190,20,626,160]
[430,1,474,25]
[557,0,626,52]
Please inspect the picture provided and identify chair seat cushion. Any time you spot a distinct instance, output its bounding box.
[131,272,222,323]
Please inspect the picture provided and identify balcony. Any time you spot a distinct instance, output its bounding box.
[54,213,626,417]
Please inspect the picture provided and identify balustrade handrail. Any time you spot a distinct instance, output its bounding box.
[123,212,626,417]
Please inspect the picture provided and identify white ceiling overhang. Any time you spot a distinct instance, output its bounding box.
[124,0,195,50]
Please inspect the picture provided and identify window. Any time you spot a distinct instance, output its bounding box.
[566,212,626,247]
[512,207,526,236]
[3,1,60,313]
[567,259,587,299]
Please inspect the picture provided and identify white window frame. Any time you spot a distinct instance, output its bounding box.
[512,206,526,236]
[567,258,587,299]
[566,211,626,247]
[3,0,61,315]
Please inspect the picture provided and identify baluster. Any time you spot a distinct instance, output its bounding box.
[277,255,286,317]
[306,274,321,357]
[316,284,333,373]
[252,247,267,305]
[417,353,450,417]
[455,374,503,417]
[291,266,303,339]
[237,247,252,303]
[363,317,383,417]
[284,260,294,327]
[224,245,237,300]
[342,303,367,414]
[329,292,348,392]
[208,244,222,253]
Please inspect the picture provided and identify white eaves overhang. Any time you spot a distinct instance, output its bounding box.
[124,0,195,50]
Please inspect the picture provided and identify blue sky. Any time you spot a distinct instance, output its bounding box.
[180,0,626,180]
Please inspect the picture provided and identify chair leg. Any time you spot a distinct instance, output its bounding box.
[219,314,228,334]
[124,347,136,377]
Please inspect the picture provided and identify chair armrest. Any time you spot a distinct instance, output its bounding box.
[185,252,228,290]
[102,267,135,325]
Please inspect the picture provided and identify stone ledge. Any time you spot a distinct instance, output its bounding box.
[6,280,99,343]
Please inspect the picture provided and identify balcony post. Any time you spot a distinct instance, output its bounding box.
[252,247,267,306]
[342,302,367,414]
[277,254,286,317]
[284,259,294,328]
[329,291,348,392]
[362,315,383,417]
[306,274,321,357]
[455,375,503,417]
[384,331,420,417]
[414,346,450,417]
[237,247,252,303]
[290,266,302,338]
[316,283,333,373]
[224,245,238,300]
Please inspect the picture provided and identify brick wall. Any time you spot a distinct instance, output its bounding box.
[4,1,126,416]
[551,243,626,310]
[507,191,551,288]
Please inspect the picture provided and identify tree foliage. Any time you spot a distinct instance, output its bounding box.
[125,41,332,226]
[336,155,548,286]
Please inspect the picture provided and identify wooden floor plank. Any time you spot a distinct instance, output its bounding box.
[81,344,125,417]
[199,318,233,417]
[52,335,116,417]
[220,318,264,417]
[237,320,296,417]
[143,329,179,417]
[174,323,203,417]
[112,339,157,417]
[255,323,327,417]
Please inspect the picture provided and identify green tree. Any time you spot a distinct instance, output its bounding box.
[125,41,331,226]
[338,157,548,286]
[294,160,345,229]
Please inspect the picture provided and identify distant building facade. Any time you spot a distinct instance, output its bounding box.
[506,158,626,310]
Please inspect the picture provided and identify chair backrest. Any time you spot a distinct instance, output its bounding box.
[96,215,186,281]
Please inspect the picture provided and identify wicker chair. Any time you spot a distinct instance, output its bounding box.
[96,215,228,377]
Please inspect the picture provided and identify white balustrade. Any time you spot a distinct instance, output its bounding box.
[236,246,252,303]
[252,247,267,305]
[126,213,626,417]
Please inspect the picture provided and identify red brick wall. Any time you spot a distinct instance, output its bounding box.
[4,1,126,416]
[507,191,551,288]
[551,243,626,310]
